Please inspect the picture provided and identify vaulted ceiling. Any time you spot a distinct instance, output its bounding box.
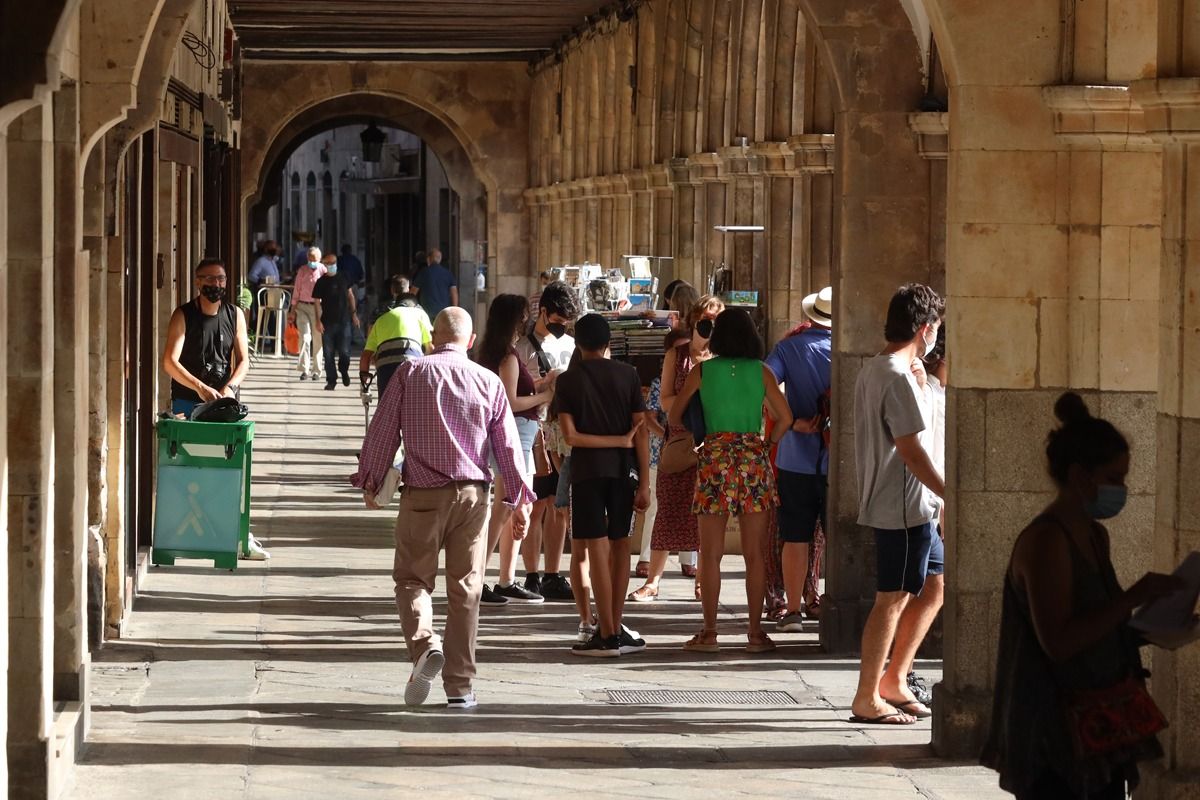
[229,0,620,62]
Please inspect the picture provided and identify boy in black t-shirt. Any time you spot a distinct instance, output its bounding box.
[555,314,651,657]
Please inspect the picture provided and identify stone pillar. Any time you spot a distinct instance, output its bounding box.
[1130,76,1200,800]
[51,82,89,712]
[83,140,108,652]
[6,100,55,799]
[0,112,10,797]
[101,135,126,637]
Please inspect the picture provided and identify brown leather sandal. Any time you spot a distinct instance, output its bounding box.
[683,630,720,652]
[627,584,659,603]
[745,633,777,653]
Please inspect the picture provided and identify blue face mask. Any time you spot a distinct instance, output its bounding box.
[326,264,338,276]
[1085,484,1127,520]
[307,261,320,270]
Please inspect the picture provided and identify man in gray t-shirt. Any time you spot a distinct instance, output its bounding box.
[850,283,946,728]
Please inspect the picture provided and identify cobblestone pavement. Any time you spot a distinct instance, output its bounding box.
[68,359,1006,800]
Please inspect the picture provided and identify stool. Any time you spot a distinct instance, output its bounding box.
[255,286,291,357]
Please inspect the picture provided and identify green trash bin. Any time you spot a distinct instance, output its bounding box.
[151,418,255,570]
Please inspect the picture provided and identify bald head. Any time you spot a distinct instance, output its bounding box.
[434,307,473,347]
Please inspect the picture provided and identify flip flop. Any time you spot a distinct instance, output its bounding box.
[882,697,932,718]
[849,711,918,726]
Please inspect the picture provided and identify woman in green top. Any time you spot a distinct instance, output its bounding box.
[669,308,792,653]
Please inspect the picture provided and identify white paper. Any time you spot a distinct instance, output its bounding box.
[1130,551,1200,634]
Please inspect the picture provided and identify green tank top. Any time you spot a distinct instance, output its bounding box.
[699,357,765,433]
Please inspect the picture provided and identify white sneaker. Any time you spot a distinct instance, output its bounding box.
[405,648,445,706]
[446,692,477,710]
[241,537,270,561]
[577,620,597,643]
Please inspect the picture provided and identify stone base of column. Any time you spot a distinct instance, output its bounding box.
[931,683,992,759]
[818,595,868,654]
[1140,764,1200,800]
[7,739,50,800]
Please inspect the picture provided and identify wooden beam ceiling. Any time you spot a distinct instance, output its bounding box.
[229,0,617,61]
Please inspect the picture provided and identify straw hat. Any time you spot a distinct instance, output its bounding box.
[802,286,833,326]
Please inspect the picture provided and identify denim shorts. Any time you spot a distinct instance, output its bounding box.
[874,522,944,596]
[171,398,199,418]
[491,415,538,476]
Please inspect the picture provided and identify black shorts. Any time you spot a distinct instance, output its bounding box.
[570,476,636,541]
[776,469,827,544]
[874,523,945,596]
[532,468,559,501]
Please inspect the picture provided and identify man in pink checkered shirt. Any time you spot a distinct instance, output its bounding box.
[352,307,534,710]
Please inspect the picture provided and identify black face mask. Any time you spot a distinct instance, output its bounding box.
[546,322,567,338]
[200,284,225,303]
[695,319,714,339]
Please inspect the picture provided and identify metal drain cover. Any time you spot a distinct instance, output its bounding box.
[605,689,798,706]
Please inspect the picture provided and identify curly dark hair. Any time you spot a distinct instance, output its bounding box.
[476,294,529,373]
[1045,392,1128,486]
[884,283,944,344]
[538,280,581,321]
[708,308,764,360]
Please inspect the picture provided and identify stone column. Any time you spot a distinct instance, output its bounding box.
[669,159,701,288]
[51,82,89,712]
[83,141,108,651]
[0,112,10,797]
[1130,76,1200,800]
[6,100,55,798]
[101,135,126,637]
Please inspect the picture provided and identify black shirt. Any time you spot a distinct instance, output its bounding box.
[171,299,237,402]
[554,358,646,483]
[313,273,351,326]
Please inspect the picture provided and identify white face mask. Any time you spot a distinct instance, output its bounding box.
[923,326,938,358]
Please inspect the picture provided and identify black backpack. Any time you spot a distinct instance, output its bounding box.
[190,397,248,422]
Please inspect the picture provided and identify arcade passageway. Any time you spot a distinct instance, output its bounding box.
[4,0,1200,798]
[68,360,1003,800]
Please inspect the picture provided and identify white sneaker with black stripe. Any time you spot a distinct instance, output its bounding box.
[404,648,444,706]
[446,693,477,710]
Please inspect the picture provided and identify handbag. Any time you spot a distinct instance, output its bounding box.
[659,430,698,474]
[284,321,300,356]
[1063,674,1167,757]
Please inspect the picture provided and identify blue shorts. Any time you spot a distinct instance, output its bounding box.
[171,398,199,418]
[874,523,944,596]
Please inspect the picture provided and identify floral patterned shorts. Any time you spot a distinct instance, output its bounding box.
[691,432,779,516]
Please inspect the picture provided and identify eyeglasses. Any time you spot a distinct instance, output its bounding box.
[197,274,227,285]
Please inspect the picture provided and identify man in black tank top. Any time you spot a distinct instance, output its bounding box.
[162,257,250,419]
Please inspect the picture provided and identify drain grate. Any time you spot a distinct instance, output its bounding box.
[605,689,798,706]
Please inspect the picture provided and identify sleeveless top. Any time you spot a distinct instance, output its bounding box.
[171,300,238,402]
[981,514,1161,796]
[664,343,695,438]
[509,346,540,421]
[699,357,765,433]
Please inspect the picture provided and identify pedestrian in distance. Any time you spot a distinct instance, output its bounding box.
[313,253,359,390]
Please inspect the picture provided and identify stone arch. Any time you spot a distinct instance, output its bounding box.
[244,93,493,289]
[239,60,530,292]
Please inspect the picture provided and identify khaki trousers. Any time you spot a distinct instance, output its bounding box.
[294,301,323,376]
[393,481,492,697]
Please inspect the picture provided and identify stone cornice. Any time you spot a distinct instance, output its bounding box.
[1129,78,1200,143]
[1043,85,1155,150]
[788,134,836,173]
[908,112,949,160]
[750,142,799,176]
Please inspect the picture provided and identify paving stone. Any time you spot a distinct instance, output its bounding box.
[66,359,1007,800]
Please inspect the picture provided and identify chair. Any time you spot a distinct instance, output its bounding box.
[254,285,292,357]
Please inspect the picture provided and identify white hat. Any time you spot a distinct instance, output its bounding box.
[802,286,833,326]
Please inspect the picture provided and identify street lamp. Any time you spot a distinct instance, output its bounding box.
[360,122,385,163]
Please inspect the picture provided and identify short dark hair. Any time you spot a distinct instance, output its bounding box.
[884,283,944,343]
[195,257,225,275]
[1046,392,1129,486]
[709,308,763,360]
[476,294,531,372]
[573,313,611,351]
[539,280,581,321]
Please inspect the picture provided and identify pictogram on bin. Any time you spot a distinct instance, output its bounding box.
[151,418,255,570]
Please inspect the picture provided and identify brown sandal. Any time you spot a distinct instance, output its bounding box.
[745,633,777,654]
[634,560,650,578]
[694,579,702,601]
[683,630,720,652]
[627,584,659,603]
